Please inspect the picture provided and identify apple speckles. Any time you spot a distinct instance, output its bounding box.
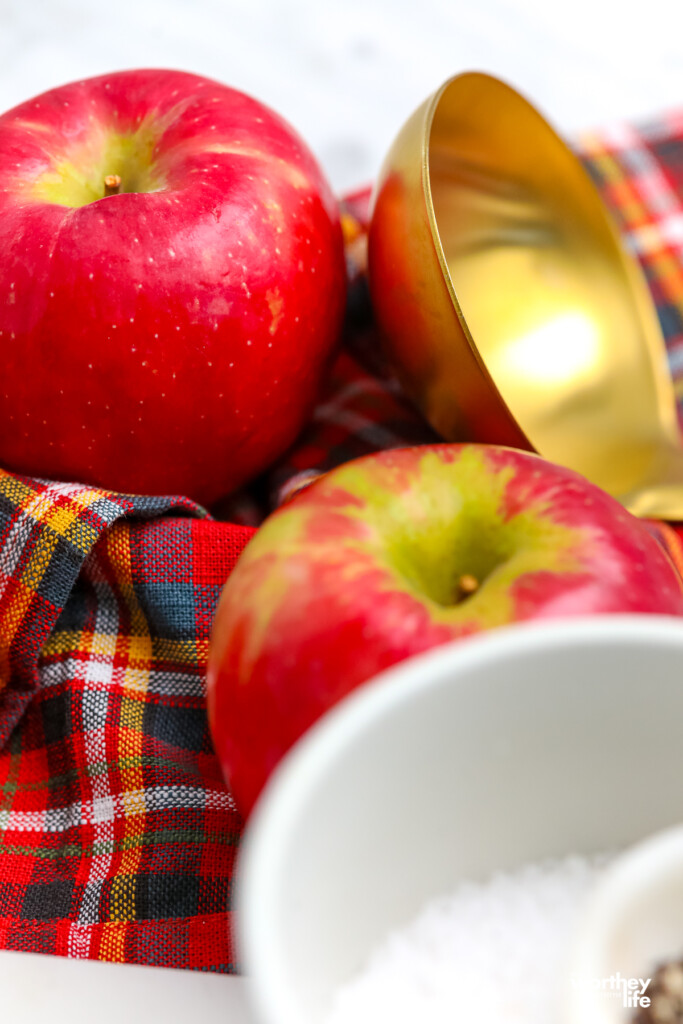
[49,292,54,298]
[148,256,154,263]
[129,317,134,323]
[154,333,159,339]
[168,248,176,258]
[247,339,252,346]
[89,273,94,280]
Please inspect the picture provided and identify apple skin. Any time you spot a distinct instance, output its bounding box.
[0,69,346,504]
[207,443,683,816]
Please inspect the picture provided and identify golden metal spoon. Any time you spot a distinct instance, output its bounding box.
[368,72,683,519]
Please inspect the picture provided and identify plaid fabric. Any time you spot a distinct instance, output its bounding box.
[0,475,254,968]
[3,113,683,971]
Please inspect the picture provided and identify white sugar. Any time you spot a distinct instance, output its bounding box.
[326,853,613,1024]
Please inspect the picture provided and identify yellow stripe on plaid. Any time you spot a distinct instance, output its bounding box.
[104,523,150,926]
[584,149,651,229]
[647,249,683,306]
[0,473,110,555]
[41,629,119,660]
[0,479,114,694]
[98,920,128,963]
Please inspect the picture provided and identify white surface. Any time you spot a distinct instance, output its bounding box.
[236,616,683,1024]
[0,949,254,1023]
[2,0,683,193]
[567,825,683,1024]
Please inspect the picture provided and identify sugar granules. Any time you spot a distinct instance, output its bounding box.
[326,853,613,1024]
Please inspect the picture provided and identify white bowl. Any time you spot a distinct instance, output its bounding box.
[235,616,683,1024]
[567,824,683,1024]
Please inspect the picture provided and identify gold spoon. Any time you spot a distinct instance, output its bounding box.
[368,72,683,519]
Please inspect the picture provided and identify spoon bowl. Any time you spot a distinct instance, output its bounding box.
[368,72,683,518]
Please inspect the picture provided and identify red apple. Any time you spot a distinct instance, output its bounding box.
[0,69,346,504]
[207,443,683,816]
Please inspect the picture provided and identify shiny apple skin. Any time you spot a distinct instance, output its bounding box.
[0,69,346,504]
[207,443,683,817]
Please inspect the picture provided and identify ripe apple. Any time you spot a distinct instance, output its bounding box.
[0,69,346,504]
[208,443,683,816]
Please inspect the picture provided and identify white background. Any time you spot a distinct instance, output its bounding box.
[1,0,683,193]
[0,3,681,1016]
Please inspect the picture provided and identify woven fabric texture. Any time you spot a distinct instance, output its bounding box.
[2,116,683,970]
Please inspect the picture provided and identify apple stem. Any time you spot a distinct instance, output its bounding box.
[456,573,479,602]
[104,174,122,197]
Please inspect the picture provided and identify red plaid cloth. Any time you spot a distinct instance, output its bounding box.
[3,115,683,971]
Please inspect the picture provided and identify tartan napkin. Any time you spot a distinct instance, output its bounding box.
[2,112,683,971]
